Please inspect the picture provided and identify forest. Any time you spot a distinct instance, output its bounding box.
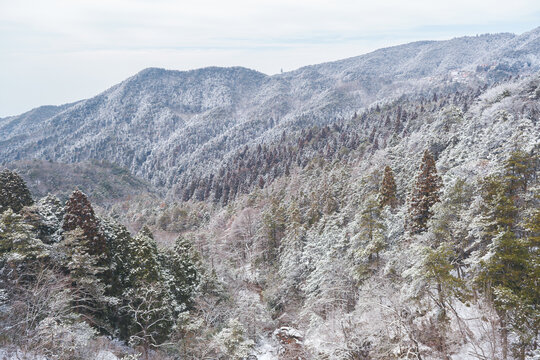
[1,81,538,359]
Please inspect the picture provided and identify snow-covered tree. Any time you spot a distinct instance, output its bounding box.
[63,190,108,263]
[160,235,200,311]
[36,194,64,243]
[379,165,397,208]
[408,150,442,234]
[122,283,174,360]
[129,226,162,284]
[211,318,254,360]
[0,169,33,213]
[0,209,47,266]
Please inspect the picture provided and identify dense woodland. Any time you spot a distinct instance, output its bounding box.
[1,31,540,360]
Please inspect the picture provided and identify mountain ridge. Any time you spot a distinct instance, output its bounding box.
[3,28,537,121]
[1,28,539,194]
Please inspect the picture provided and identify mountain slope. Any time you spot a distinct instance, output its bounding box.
[4,159,156,206]
[1,28,539,193]
[1,28,540,360]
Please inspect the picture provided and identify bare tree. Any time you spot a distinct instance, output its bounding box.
[0,264,97,359]
[122,283,173,360]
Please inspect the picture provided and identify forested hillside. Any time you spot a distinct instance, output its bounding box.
[1,29,539,360]
[1,28,540,192]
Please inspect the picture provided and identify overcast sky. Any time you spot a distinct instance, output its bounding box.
[1,0,539,117]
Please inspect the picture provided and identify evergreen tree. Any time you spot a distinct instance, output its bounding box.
[107,226,174,343]
[102,219,134,292]
[379,165,397,208]
[101,218,136,337]
[36,194,64,243]
[421,243,465,318]
[408,150,442,234]
[63,190,108,261]
[0,209,47,266]
[476,152,538,359]
[525,207,540,307]
[160,236,200,311]
[480,176,517,237]
[503,150,534,195]
[430,178,471,253]
[0,169,33,213]
[129,226,162,284]
[356,195,386,268]
[62,228,108,330]
[261,197,286,262]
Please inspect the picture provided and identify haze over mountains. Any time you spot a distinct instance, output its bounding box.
[1,27,540,193]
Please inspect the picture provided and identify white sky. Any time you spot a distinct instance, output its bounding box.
[1,0,539,117]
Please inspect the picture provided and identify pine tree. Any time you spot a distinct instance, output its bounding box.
[287,200,303,233]
[0,169,33,213]
[525,208,540,306]
[63,190,108,260]
[408,150,442,234]
[421,243,465,318]
[379,165,397,208]
[480,176,517,236]
[101,218,137,337]
[102,219,134,292]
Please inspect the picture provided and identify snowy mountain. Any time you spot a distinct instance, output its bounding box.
[1,28,540,193]
[1,27,540,360]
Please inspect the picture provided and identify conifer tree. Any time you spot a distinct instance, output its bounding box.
[421,243,465,318]
[408,150,442,234]
[261,197,286,262]
[101,218,136,337]
[379,165,397,208]
[101,218,137,292]
[503,150,534,194]
[306,191,321,226]
[357,195,385,263]
[477,153,538,358]
[129,226,162,284]
[112,226,174,344]
[287,200,303,234]
[0,209,47,265]
[480,176,517,237]
[62,228,108,328]
[63,190,108,260]
[160,236,200,310]
[36,194,64,243]
[0,169,33,213]
[122,283,174,360]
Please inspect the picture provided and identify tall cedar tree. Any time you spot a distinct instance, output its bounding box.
[379,165,398,208]
[63,190,108,260]
[408,150,442,234]
[0,169,34,213]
